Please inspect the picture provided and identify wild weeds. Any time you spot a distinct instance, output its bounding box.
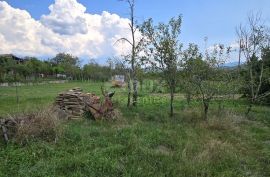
[12,107,63,144]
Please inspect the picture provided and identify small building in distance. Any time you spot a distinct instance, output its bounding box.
[56,74,67,79]
[0,54,24,64]
[111,75,126,87]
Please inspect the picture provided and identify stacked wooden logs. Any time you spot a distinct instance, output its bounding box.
[55,88,102,119]
[55,89,82,119]
[0,117,19,143]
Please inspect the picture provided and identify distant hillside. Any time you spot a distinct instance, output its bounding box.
[221,61,244,68]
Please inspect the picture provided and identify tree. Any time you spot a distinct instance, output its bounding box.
[50,53,79,66]
[182,43,202,105]
[82,61,111,82]
[137,67,145,92]
[140,15,183,117]
[260,47,270,103]
[25,58,43,79]
[241,46,270,104]
[0,56,16,82]
[236,12,270,114]
[183,44,231,120]
[118,0,144,107]
[0,65,4,82]
[112,57,132,107]
[50,53,80,79]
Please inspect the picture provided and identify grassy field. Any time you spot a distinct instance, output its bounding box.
[0,81,270,176]
[0,82,115,116]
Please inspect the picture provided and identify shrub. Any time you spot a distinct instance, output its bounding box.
[199,110,246,131]
[14,107,62,144]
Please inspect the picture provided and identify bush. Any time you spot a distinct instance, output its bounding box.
[13,107,62,144]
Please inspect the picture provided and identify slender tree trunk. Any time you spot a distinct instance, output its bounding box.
[186,92,191,106]
[238,39,242,69]
[170,87,174,117]
[1,121,9,143]
[15,82,19,104]
[203,101,209,121]
[249,61,255,101]
[15,73,19,111]
[127,78,131,107]
[204,104,209,121]
[246,103,253,116]
[140,80,143,92]
[133,77,138,106]
[130,0,138,107]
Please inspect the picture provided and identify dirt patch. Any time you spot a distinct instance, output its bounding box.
[155,145,173,155]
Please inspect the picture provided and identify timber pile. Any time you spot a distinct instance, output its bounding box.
[55,88,102,119]
[0,117,20,143]
[1,88,115,143]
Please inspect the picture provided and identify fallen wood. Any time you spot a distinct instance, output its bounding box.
[54,87,115,120]
[1,120,9,142]
[0,118,18,143]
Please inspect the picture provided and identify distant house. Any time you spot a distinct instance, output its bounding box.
[113,75,125,82]
[39,74,45,78]
[111,75,126,87]
[0,54,24,64]
[0,54,25,76]
[56,74,67,78]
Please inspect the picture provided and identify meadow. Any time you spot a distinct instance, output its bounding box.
[0,81,270,177]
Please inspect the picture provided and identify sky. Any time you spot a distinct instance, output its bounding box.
[1,0,270,64]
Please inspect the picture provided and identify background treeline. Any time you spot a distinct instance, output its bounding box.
[1,47,269,107]
[1,12,270,116]
[0,53,129,83]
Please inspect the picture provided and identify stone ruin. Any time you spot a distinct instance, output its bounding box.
[55,87,115,120]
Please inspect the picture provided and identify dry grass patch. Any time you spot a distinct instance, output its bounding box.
[154,145,173,155]
[197,139,236,163]
[180,107,202,124]
[11,107,63,144]
[197,110,247,131]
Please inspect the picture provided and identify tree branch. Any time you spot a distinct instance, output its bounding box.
[114,38,133,47]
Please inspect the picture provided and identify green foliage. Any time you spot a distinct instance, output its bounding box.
[0,54,116,83]
[50,53,80,66]
[182,43,232,120]
[241,47,270,104]
[83,62,112,82]
[1,9,270,177]
[182,43,202,103]
[0,82,270,176]
[140,15,183,116]
[236,13,270,111]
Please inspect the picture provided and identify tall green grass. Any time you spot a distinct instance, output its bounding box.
[0,81,270,176]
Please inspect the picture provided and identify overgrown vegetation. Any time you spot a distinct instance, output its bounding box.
[0,53,125,83]
[0,1,270,176]
[13,107,62,144]
[237,12,270,113]
[0,82,270,176]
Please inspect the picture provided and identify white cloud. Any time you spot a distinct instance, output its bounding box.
[40,0,88,35]
[206,42,241,63]
[0,0,132,61]
[229,42,239,51]
[0,1,55,56]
